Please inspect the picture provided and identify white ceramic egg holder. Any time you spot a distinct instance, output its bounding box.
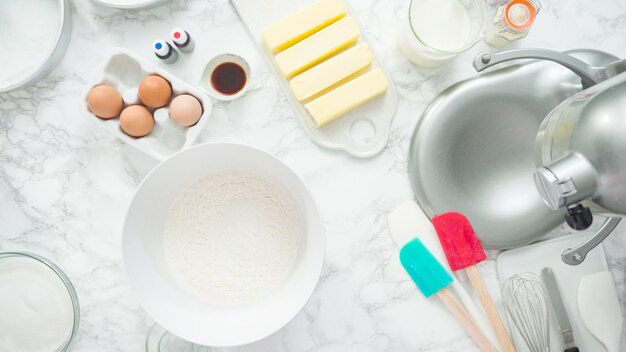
[231,0,398,158]
[83,47,213,161]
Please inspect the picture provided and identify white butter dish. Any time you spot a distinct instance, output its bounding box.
[83,48,212,161]
[231,0,398,158]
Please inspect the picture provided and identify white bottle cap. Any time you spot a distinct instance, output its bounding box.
[153,40,171,57]
[171,28,189,46]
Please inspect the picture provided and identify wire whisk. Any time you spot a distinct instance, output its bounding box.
[501,273,550,352]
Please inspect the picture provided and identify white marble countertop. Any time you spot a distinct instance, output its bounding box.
[1,0,625,351]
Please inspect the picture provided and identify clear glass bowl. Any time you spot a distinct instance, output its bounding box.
[146,324,211,352]
[0,252,80,352]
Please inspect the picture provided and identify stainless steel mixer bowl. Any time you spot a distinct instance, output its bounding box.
[408,49,619,249]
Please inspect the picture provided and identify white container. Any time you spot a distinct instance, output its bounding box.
[122,143,325,347]
[231,0,398,158]
[83,48,213,161]
[398,0,486,67]
[0,0,72,92]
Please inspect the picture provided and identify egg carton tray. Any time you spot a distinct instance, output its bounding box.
[231,0,398,158]
[83,47,213,161]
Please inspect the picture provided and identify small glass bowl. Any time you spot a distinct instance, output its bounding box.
[145,323,211,352]
[0,252,80,352]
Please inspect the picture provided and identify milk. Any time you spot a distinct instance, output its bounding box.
[399,0,475,67]
[0,256,75,352]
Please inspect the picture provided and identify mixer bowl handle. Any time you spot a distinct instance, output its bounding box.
[561,217,621,265]
[473,48,626,88]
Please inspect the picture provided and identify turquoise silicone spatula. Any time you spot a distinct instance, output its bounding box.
[400,238,497,352]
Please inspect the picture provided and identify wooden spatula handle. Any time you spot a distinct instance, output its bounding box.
[466,265,516,352]
[437,288,498,352]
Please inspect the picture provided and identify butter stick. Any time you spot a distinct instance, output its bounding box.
[275,16,360,78]
[290,43,373,102]
[262,0,347,53]
[305,68,388,127]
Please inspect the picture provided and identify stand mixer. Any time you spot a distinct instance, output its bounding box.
[475,48,626,265]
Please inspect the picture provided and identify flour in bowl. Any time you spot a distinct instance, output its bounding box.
[163,170,300,306]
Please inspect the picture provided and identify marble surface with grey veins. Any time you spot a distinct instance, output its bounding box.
[0,0,625,351]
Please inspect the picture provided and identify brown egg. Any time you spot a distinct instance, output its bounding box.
[87,85,123,119]
[169,94,203,127]
[138,75,172,108]
[119,105,154,137]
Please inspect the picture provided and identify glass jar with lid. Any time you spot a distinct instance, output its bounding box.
[484,0,541,48]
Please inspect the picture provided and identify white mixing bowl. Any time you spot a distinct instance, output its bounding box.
[122,143,325,347]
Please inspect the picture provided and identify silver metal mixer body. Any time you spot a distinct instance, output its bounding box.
[409,48,626,265]
[475,48,626,265]
[535,74,626,220]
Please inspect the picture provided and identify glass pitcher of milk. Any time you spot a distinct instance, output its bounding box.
[399,0,486,67]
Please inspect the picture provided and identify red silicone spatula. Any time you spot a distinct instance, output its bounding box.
[432,212,516,352]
